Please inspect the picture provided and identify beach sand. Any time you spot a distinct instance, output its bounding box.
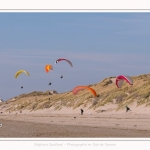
[1,119,150,138]
[1,107,150,137]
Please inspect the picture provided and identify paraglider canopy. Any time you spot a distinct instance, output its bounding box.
[45,64,53,73]
[15,70,29,78]
[116,75,133,88]
[55,58,73,67]
[72,86,97,97]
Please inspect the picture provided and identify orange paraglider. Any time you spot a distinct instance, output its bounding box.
[72,86,97,97]
[45,64,53,73]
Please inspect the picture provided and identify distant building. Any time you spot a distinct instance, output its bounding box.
[0,98,3,102]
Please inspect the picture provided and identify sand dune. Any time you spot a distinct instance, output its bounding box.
[1,74,150,137]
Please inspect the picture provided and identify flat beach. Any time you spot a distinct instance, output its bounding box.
[1,108,150,137]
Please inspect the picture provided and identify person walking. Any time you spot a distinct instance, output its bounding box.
[80,109,84,115]
[126,106,131,112]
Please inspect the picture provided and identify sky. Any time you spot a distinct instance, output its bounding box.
[0,12,150,101]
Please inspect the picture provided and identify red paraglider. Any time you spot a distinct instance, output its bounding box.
[55,58,73,67]
[116,75,133,88]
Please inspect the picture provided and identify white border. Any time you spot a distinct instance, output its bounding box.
[1,138,150,150]
[0,1,150,149]
[0,0,150,10]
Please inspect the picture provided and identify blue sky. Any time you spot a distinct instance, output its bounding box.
[0,12,150,100]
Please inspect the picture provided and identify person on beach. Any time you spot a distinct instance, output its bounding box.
[80,109,84,115]
[126,106,131,112]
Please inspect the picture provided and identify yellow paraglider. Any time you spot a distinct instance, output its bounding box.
[14,70,30,78]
